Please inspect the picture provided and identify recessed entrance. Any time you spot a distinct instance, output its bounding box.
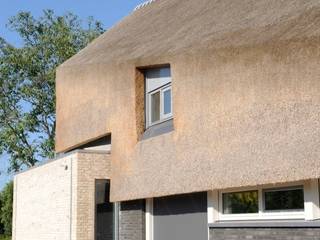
[95,180,118,240]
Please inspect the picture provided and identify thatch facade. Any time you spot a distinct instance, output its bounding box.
[56,0,320,201]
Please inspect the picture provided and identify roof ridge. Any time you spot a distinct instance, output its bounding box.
[134,0,157,11]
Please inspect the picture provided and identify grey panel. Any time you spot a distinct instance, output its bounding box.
[154,192,207,240]
[141,119,174,140]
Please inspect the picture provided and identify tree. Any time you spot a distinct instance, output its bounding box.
[0,198,4,236]
[0,182,13,236]
[0,10,104,172]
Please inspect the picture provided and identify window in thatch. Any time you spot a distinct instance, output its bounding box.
[145,67,173,128]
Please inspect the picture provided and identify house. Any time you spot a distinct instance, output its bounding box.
[12,0,320,240]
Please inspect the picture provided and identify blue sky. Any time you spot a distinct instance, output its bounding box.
[0,0,145,189]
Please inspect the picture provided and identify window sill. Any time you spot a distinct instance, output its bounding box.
[209,219,320,228]
[218,211,305,221]
[140,119,174,141]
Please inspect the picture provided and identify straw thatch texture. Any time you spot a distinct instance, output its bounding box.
[60,0,320,67]
[56,0,320,201]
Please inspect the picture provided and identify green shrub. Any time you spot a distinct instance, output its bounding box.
[0,182,13,236]
[0,235,11,240]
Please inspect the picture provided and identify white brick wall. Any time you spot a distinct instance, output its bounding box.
[12,150,111,240]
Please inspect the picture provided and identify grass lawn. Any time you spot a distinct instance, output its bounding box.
[0,235,11,240]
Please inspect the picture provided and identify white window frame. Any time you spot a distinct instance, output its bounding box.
[146,198,154,240]
[219,184,305,221]
[208,180,320,222]
[146,83,173,128]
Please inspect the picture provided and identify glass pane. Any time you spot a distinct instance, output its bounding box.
[95,180,115,240]
[145,67,171,93]
[264,188,304,211]
[223,191,258,214]
[151,91,160,123]
[163,88,172,115]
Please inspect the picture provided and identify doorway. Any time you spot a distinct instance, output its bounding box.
[95,179,119,240]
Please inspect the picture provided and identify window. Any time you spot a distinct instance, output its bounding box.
[215,184,306,221]
[264,186,304,211]
[223,190,258,214]
[145,67,172,127]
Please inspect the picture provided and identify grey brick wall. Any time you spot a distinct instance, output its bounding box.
[119,200,145,240]
[210,228,320,240]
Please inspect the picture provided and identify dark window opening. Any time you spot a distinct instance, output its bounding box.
[264,187,304,211]
[95,180,118,240]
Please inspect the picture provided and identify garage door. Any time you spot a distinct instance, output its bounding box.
[153,192,208,240]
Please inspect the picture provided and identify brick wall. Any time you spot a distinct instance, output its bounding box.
[210,228,320,240]
[75,151,111,240]
[12,155,74,240]
[119,200,145,240]
[12,150,111,240]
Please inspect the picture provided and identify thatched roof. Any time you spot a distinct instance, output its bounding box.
[61,0,320,67]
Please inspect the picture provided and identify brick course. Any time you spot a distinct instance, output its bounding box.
[210,228,320,240]
[119,200,145,240]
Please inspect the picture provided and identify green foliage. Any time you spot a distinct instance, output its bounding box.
[0,235,11,240]
[223,190,258,214]
[0,10,104,172]
[0,201,3,236]
[0,182,13,236]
